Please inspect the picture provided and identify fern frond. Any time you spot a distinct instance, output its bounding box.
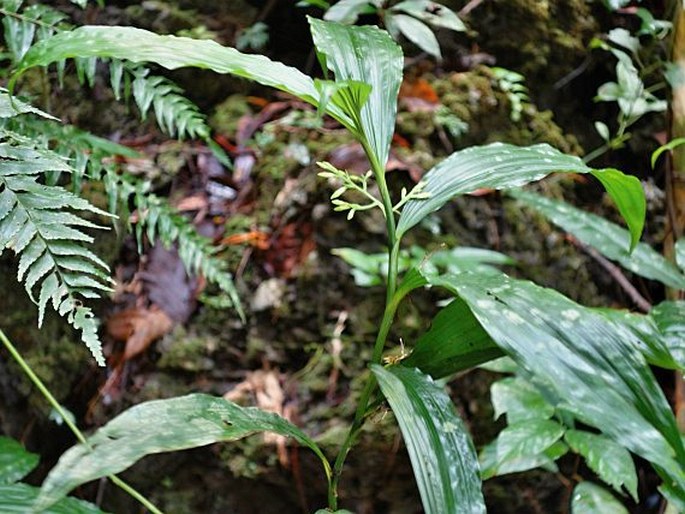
[130,67,209,140]
[0,133,112,365]
[127,187,244,320]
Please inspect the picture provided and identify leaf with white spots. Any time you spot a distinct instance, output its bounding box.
[372,365,485,514]
[571,482,628,514]
[426,271,685,502]
[565,430,638,501]
[397,143,645,251]
[510,189,685,289]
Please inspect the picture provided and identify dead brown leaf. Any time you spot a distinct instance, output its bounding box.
[106,306,174,361]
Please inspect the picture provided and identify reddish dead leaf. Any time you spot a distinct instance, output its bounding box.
[262,221,315,277]
[174,194,208,213]
[221,230,270,249]
[399,77,439,103]
[106,306,174,361]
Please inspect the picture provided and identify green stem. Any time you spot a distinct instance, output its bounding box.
[0,329,164,514]
[328,140,401,511]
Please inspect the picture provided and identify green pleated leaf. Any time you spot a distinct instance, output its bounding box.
[0,483,108,514]
[428,272,685,499]
[571,482,629,514]
[510,189,685,288]
[309,17,403,167]
[396,143,646,250]
[597,308,681,370]
[490,377,555,424]
[403,296,504,377]
[0,437,39,485]
[35,394,330,511]
[565,430,638,501]
[372,365,485,514]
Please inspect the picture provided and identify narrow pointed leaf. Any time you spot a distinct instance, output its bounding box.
[309,17,403,167]
[428,272,685,498]
[396,143,646,250]
[372,364,485,514]
[391,1,466,31]
[403,296,504,377]
[35,394,329,511]
[565,429,638,501]
[0,437,39,485]
[571,482,629,514]
[510,189,685,287]
[14,26,350,125]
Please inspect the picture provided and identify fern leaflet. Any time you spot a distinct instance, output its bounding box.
[0,132,112,365]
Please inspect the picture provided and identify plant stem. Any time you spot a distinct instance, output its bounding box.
[0,328,164,514]
[328,141,402,509]
[327,293,400,510]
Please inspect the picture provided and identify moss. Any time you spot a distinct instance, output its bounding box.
[462,0,598,86]
[157,328,218,372]
[396,67,582,171]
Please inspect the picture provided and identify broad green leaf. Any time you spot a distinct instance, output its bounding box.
[429,272,685,499]
[309,17,403,168]
[314,511,354,514]
[372,365,485,514]
[490,377,555,423]
[403,296,504,377]
[650,301,685,368]
[0,483,108,514]
[35,394,330,511]
[0,437,39,485]
[565,429,638,501]
[510,189,685,287]
[324,0,376,24]
[389,14,441,59]
[495,419,565,464]
[396,143,646,251]
[391,1,466,31]
[571,482,628,514]
[13,26,349,127]
[480,439,567,479]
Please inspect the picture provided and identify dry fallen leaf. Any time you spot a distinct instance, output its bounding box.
[106,306,174,361]
[224,369,291,466]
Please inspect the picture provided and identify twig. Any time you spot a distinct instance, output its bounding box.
[458,0,485,17]
[570,238,652,312]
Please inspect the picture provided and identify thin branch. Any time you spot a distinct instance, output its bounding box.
[571,238,652,312]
